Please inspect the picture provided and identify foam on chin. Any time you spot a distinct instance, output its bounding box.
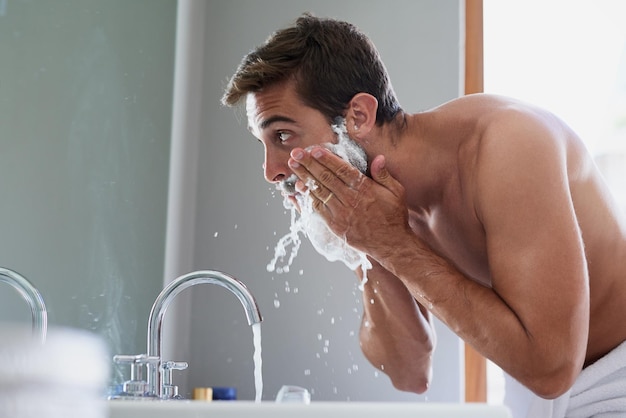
[295,192,368,270]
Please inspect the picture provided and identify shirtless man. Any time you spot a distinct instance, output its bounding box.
[222,14,626,417]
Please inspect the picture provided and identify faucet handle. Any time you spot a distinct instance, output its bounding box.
[112,354,160,398]
[161,360,188,399]
[113,353,161,363]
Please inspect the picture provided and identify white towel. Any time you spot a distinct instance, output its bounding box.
[503,340,626,418]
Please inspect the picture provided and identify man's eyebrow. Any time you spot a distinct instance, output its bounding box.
[259,115,297,130]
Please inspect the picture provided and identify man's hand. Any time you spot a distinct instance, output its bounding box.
[287,146,413,261]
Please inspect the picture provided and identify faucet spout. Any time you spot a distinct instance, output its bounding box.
[146,270,262,398]
[0,267,47,343]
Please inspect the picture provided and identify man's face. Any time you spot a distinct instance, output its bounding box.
[248,81,371,274]
[246,80,339,196]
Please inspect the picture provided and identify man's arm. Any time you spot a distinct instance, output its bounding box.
[465,110,589,396]
[358,259,436,393]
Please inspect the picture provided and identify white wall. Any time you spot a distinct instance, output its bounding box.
[166,0,465,402]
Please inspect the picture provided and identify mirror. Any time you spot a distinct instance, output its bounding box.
[0,0,176,365]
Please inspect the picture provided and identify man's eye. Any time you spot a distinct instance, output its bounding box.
[277,131,292,142]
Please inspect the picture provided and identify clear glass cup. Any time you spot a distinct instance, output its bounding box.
[275,385,311,404]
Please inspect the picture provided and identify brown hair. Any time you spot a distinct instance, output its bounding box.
[221,13,402,125]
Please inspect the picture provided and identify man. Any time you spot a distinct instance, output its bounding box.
[222,14,626,417]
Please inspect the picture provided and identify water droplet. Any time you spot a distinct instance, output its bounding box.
[273,299,280,308]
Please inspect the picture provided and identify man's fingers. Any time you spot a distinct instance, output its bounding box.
[289,146,361,206]
[370,154,404,199]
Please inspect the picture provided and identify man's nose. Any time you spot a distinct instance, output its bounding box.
[264,150,290,184]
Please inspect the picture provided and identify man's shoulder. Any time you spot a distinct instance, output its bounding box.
[433,93,520,113]
[427,93,540,134]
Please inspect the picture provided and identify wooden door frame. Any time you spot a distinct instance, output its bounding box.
[464,0,486,403]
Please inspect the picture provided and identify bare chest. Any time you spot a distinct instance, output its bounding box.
[409,207,492,287]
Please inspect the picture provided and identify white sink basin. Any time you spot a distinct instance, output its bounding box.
[108,400,511,418]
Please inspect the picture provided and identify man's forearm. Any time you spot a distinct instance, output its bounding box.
[377,236,585,399]
[358,261,435,393]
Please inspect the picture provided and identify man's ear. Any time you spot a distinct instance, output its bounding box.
[345,93,378,140]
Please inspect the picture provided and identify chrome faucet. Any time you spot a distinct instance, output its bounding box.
[145,270,263,398]
[0,267,47,343]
